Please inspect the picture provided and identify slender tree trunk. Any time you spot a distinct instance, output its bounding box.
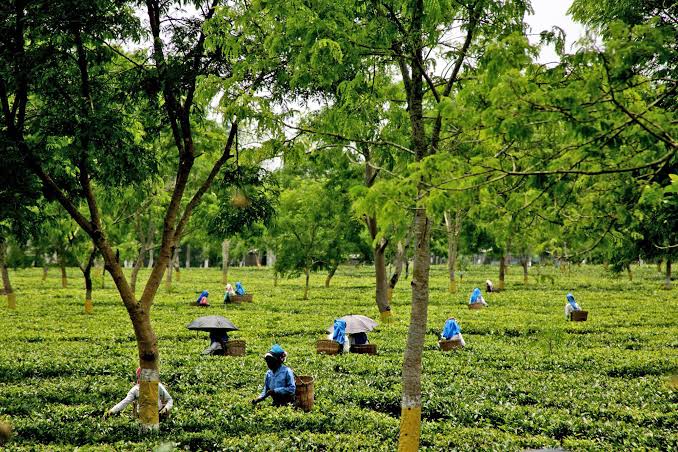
[443,209,461,293]
[222,239,230,284]
[399,207,431,451]
[173,248,180,282]
[82,247,96,314]
[273,271,278,287]
[165,258,173,292]
[267,248,276,267]
[389,241,407,301]
[522,258,529,285]
[666,258,672,290]
[60,257,68,288]
[303,268,310,300]
[325,264,338,287]
[657,260,662,273]
[255,250,262,267]
[42,256,49,281]
[0,242,16,309]
[366,213,391,319]
[498,255,506,291]
[185,244,191,268]
[147,248,154,268]
[130,247,145,295]
[627,264,633,282]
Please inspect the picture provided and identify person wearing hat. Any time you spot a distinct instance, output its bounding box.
[469,287,488,306]
[251,344,296,407]
[104,368,173,418]
[440,317,466,347]
[564,292,582,320]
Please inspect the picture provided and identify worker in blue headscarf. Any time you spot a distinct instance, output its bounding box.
[440,317,466,347]
[252,344,296,407]
[195,290,209,306]
[235,282,245,295]
[564,292,581,320]
[469,287,488,306]
[327,319,349,353]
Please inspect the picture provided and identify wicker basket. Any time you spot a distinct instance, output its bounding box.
[225,294,253,304]
[571,310,588,322]
[468,303,484,310]
[439,339,463,351]
[350,344,377,355]
[294,375,314,412]
[316,339,341,355]
[224,339,246,356]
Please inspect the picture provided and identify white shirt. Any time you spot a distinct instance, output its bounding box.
[110,383,173,414]
[565,302,581,319]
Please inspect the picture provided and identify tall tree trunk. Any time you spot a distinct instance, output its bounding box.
[203,247,209,268]
[255,250,262,267]
[81,247,96,314]
[173,248,180,282]
[398,207,431,451]
[498,255,506,290]
[443,209,461,293]
[185,244,191,268]
[42,255,49,281]
[273,271,278,287]
[165,258,173,292]
[222,239,230,284]
[367,214,391,320]
[267,248,276,267]
[0,242,16,309]
[147,248,154,268]
[60,257,68,288]
[130,247,145,295]
[657,260,662,273]
[389,240,407,301]
[522,258,529,285]
[325,264,338,287]
[666,258,672,290]
[627,264,633,282]
[303,268,310,300]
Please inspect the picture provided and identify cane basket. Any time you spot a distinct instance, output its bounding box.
[294,375,314,412]
[316,339,341,355]
[226,294,253,303]
[468,303,484,310]
[350,344,377,355]
[224,339,246,356]
[439,339,463,351]
[571,310,588,322]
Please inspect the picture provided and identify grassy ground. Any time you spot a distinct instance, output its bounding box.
[0,263,676,451]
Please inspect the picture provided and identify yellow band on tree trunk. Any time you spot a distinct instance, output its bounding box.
[138,369,159,431]
[84,299,93,314]
[7,293,16,310]
[398,405,421,452]
[380,310,393,322]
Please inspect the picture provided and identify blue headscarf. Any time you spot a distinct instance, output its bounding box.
[441,318,461,340]
[266,344,287,362]
[470,288,482,304]
[567,292,579,310]
[196,290,209,304]
[332,319,347,345]
[235,282,245,295]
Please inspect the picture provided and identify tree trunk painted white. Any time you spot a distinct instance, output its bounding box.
[185,244,191,268]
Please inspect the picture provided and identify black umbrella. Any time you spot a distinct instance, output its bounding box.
[187,315,239,332]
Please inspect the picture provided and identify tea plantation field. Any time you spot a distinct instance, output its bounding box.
[0,264,676,451]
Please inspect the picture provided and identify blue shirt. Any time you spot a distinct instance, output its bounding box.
[260,365,296,398]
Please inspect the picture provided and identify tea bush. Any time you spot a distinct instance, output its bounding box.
[0,264,676,450]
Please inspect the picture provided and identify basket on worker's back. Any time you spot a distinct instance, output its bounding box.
[570,310,588,322]
[294,375,314,412]
[468,303,484,310]
[439,338,463,351]
[350,344,377,355]
[225,294,253,304]
[223,339,246,356]
[316,339,341,355]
